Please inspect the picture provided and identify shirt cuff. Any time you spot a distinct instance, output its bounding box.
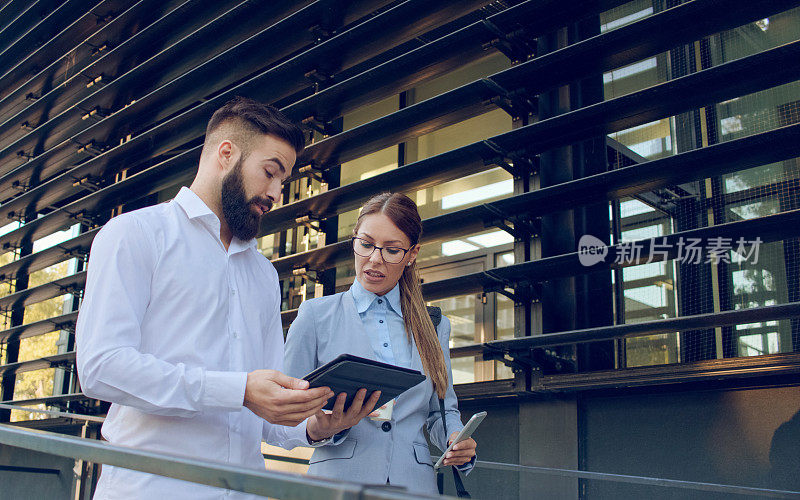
[202,370,247,410]
[456,454,476,475]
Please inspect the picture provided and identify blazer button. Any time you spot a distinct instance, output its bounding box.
[381,421,392,432]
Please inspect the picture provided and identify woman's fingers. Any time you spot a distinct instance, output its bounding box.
[443,437,476,466]
[357,390,381,419]
[345,388,368,416]
[451,437,477,453]
[331,392,347,418]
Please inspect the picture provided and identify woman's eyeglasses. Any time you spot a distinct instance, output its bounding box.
[352,237,411,264]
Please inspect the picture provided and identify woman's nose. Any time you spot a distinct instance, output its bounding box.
[369,248,384,263]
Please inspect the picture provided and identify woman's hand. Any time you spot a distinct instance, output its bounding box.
[306,388,381,441]
[443,432,477,467]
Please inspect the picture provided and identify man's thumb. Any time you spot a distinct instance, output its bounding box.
[272,371,309,390]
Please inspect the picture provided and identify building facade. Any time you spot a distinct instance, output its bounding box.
[0,1,799,498]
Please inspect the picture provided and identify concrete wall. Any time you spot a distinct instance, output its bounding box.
[0,444,75,500]
[456,384,800,500]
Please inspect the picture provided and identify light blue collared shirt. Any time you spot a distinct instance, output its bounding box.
[350,279,412,368]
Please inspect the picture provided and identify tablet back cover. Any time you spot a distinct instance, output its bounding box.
[304,354,427,411]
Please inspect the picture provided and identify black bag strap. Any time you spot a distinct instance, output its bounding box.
[427,306,470,497]
[437,398,470,498]
[427,306,442,328]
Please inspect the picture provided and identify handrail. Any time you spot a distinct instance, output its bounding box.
[1,421,797,498]
[473,460,800,499]
[0,423,450,499]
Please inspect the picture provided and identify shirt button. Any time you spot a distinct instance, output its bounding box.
[377,299,382,304]
[383,342,389,347]
[233,331,240,339]
[381,421,392,432]
[231,289,236,295]
[379,320,384,324]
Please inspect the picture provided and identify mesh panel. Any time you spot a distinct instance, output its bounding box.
[601,4,800,365]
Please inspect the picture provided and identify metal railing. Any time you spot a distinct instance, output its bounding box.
[0,423,449,499]
[2,419,798,499]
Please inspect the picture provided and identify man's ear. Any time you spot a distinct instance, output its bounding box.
[216,140,236,172]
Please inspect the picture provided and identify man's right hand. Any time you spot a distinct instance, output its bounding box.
[243,370,333,426]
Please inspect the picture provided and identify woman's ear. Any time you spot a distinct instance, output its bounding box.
[406,244,420,267]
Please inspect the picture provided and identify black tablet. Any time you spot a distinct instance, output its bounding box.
[303,354,427,412]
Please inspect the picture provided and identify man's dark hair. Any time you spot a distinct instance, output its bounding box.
[204,96,305,156]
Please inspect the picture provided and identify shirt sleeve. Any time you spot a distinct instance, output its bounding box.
[266,299,351,449]
[76,215,247,417]
[426,315,476,475]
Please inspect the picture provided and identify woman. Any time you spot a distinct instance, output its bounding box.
[283,192,477,494]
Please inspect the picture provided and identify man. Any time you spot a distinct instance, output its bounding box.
[76,97,335,499]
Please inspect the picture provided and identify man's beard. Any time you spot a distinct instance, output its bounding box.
[221,158,273,241]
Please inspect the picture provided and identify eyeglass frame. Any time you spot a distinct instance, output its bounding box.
[351,236,413,264]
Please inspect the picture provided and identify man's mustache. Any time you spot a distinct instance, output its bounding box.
[251,197,273,214]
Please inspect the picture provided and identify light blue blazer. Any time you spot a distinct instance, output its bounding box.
[284,288,472,494]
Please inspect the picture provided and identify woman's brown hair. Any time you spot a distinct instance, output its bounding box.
[354,192,448,398]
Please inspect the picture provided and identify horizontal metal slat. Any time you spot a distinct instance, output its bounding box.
[491,40,800,156]
[0,311,78,344]
[0,147,199,258]
[422,123,800,242]
[451,302,800,358]
[270,124,800,277]
[283,0,619,125]
[2,51,797,285]
[0,351,75,377]
[260,41,800,237]
[295,0,800,174]
[0,1,36,35]
[0,0,64,55]
[0,0,322,178]
[534,353,800,392]
[0,0,108,89]
[277,209,800,326]
[0,270,85,312]
[422,208,800,301]
[3,392,87,406]
[0,0,224,135]
[0,0,493,222]
[0,229,96,283]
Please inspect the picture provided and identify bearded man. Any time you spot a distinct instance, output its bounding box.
[76,97,336,499]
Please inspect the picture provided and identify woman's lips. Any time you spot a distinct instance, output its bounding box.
[363,269,385,282]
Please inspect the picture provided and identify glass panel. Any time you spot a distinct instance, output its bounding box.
[619,197,679,366]
[428,294,477,384]
[9,331,60,421]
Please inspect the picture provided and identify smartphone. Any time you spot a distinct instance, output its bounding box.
[434,411,487,470]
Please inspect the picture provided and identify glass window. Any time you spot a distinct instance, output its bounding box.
[428,294,479,384]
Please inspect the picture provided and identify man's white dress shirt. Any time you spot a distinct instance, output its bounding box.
[76,187,308,499]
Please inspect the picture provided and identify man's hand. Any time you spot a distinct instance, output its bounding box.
[306,388,381,441]
[243,370,333,426]
[443,432,477,467]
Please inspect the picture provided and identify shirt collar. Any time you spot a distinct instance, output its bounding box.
[350,278,403,317]
[175,187,216,221]
[174,187,257,252]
